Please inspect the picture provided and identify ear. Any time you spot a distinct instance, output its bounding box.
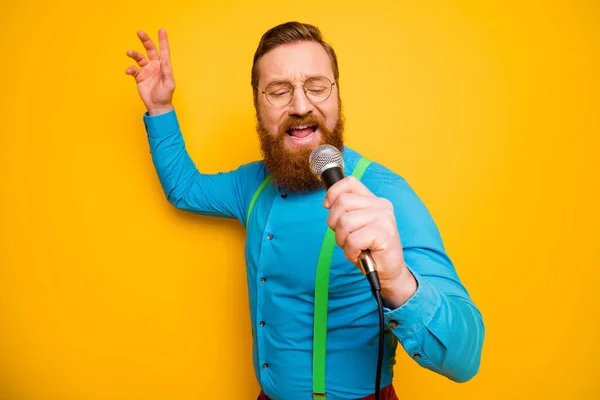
[253,89,258,109]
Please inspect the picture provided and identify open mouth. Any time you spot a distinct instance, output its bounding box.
[286,124,318,140]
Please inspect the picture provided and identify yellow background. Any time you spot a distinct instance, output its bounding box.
[1,0,598,398]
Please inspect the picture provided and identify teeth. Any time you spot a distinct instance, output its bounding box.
[291,124,311,130]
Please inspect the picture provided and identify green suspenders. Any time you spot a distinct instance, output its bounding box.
[246,175,273,227]
[246,157,373,399]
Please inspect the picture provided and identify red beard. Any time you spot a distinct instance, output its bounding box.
[256,111,344,193]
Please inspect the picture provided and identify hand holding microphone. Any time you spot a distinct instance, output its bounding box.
[309,145,417,308]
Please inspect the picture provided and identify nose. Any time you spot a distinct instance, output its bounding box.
[288,86,314,116]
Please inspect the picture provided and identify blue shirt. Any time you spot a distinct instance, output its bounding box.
[143,110,485,399]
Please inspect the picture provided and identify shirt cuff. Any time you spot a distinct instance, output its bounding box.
[143,109,180,138]
[383,264,442,340]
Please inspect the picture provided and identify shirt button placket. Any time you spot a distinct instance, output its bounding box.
[258,192,281,389]
[259,230,274,382]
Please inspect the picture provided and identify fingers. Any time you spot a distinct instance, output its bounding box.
[158,28,171,61]
[323,179,398,265]
[332,208,375,249]
[126,29,172,81]
[125,65,140,77]
[332,208,395,248]
[326,192,393,231]
[324,176,373,208]
[136,30,158,61]
[125,49,149,68]
[343,224,387,264]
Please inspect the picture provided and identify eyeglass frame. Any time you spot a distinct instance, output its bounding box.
[254,76,337,108]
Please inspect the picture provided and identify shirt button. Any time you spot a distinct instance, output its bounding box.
[413,354,421,359]
[260,277,266,284]
[388,320,398,328]
[281,193,287,198]
[260,321,265,327]
[267,234,274,240]
[262,363,268,369]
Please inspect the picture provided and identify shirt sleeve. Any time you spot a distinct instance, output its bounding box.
[370,171,485,383]
[143,109,261,224]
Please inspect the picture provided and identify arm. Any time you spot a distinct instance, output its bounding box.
[144,109,254,221]
[381,178,484,382]
[324,173,484,383]
[125,29,256,222]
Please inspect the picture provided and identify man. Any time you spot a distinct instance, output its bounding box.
[125,22,484,400]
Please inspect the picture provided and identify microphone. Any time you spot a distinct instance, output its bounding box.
[309,145,381,293]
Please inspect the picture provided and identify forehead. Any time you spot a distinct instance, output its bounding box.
[257,41,334,87]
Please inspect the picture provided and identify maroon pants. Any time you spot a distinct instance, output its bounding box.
[257,384,398,400]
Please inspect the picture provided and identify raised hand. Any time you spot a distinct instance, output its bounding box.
[125,29,175,116]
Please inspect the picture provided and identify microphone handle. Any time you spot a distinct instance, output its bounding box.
[360,250,381,292]
[321,166,345,189]
[359,250,376,275]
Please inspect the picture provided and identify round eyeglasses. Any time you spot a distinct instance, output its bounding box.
[256,76,336,107]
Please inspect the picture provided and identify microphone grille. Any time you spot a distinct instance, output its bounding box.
[309,144,344,176]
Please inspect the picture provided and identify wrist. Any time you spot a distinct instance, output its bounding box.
[148,104,174,116]
[380,265,418,309]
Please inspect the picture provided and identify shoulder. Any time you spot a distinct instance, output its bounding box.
[347,148,439,238]
[225,160,268,186]
[236,159,267,177]
[344,147,410,195]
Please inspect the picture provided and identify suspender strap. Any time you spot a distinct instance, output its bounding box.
[312,156,372,399]
[246,175,272,226]
[348,157,373,184]
[246,156,373,399]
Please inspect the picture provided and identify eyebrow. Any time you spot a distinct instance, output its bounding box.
[266,79,291,87]
[265,75,329,87]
